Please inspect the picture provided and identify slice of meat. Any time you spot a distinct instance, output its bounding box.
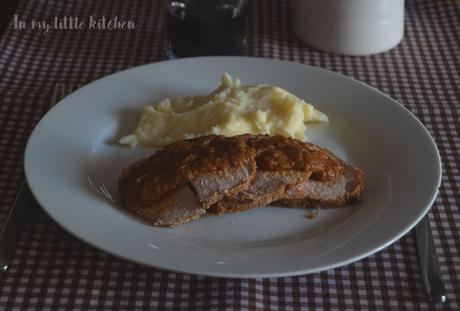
[241,134,343,181]
[132,185,202,226]
[119,135,256,226]
[274,164,365,208]
[209,135,344,214]
[209,170,305,215]
[190,165,255,208]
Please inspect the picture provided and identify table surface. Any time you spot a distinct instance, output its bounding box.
[0,0,459,310]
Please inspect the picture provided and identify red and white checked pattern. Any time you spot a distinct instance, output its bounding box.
[0,0,459,310]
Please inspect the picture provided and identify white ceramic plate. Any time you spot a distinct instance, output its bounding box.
[25,57,441,278]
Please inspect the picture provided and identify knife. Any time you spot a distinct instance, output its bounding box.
[415,215,448,303]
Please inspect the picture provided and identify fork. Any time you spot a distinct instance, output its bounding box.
[0,82,78,271]
[86,176,116,203]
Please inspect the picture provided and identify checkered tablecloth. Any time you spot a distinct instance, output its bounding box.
[0,0,459,310]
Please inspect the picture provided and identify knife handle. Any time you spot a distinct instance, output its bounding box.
[415,215,448,303]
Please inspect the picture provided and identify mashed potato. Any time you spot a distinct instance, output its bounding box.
[119,74,328,148]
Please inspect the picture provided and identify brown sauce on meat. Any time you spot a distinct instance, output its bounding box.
[120,135,254,208]
[120,134,344,210]
[241,135,343,181]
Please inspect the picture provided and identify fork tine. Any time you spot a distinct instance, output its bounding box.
[86,175,116,203]
[99,185,115,203]
[86,175,95,188]
[95,187,107,200]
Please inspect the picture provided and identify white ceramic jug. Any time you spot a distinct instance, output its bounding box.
[293,0,405,55]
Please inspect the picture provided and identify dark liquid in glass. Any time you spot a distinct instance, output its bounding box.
[166,4,247,58]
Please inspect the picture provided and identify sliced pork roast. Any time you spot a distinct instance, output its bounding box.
[208,135,345,215]
[274,163,364,208]
[119,136,256,226]
[119,134,364,226]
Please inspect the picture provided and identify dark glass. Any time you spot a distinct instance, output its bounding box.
[165,1,247,58]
